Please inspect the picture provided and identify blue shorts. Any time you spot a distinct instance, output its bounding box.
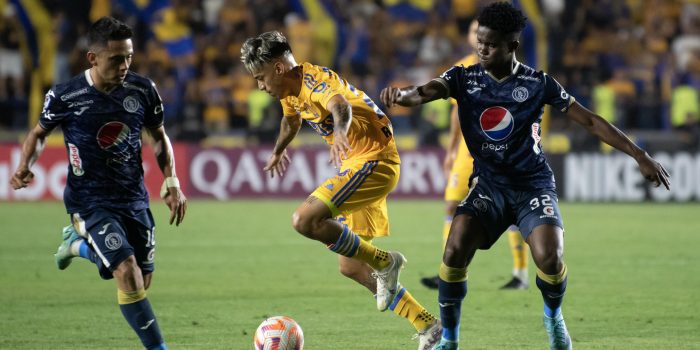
[71,207,156,280]
[454,176,564,249]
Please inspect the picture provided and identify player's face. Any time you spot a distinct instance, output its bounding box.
[467,20,478,50]
[251,61,286,99]
[89,39,134,86]
[476,26,516,71]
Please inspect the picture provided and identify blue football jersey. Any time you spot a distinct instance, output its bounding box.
[435,61,574,190]
[39,70,164,213]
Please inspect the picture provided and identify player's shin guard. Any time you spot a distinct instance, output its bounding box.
[328,225,390,270]
[438,263,468,342]
[388,285,436,332]
[536,265,568,318]
[117,288,166,350]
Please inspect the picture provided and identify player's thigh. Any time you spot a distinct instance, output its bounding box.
[312,159,399,218]
[72,209,135,279]
[443,213,490,268]
[527,224,565,274]
[339,197,390,238]
[122,208,157,276]
[454,176,513,250]
[514,189,564,243]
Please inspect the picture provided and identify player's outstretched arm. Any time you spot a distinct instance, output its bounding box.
[146,125,187,226]
[264,115,301,178]
[11,124,49,190]
[380,80,448,108]
[326,94,352,168]
[567,101,671,189]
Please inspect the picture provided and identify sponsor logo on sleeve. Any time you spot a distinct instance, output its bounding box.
[67,143,85,176]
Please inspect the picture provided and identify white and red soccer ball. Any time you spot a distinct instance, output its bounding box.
[253,316,304,350]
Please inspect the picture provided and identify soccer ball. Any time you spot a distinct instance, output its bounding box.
[253,316,304,350]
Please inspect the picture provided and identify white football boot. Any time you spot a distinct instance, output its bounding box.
[373,251,406,311]
[415,319,442,350]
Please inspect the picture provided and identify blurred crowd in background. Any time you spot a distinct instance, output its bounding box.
[1,0,699,151]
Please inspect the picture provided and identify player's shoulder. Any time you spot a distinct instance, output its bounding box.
[122,71,157,94]
[51,71,90,101]
[303,62,343,82]
[514,62,546,84]
[453,53,478,68]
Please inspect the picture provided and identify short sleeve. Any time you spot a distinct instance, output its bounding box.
[281,99,298,117]
[543,74,575,112]
[308,71,342,110]
[435,66,462,100]
[38,89,68,131]
[144,80,164,128]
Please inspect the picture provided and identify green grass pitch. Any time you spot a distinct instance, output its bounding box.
[1,200,699,349]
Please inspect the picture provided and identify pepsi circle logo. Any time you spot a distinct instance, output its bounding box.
[479,106,514,141]
[97,121,131,151]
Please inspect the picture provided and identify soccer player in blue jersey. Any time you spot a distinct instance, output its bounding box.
[10,17,186,350]
[380,3,670,350]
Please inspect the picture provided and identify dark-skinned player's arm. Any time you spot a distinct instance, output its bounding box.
[380,80,449,108]
[146,125,187,226]
[263,113,301,178]
[326,94,352,169]
[566,101,670,190]
[10,124,50,190]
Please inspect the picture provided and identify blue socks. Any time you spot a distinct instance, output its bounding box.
[118,293,165,349]
[536,276,567,317]
[438,279,467,341]
[77,240,99,264]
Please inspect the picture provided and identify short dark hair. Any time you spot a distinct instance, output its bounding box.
[240,31,293,72]
[477,2,527,36]
[87,17,133,49]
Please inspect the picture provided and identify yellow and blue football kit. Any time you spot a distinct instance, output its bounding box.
[281,62,400,238]
[281,62,435,332]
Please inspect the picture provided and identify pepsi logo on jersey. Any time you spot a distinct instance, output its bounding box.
[479,106,514,141]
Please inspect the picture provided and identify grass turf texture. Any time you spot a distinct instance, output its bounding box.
[1,201,698,349]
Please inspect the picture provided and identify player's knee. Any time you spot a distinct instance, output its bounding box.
[112,256,140,281]
[532,245,564,274]
[291,211,317,237]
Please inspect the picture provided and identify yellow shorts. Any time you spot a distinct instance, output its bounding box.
[444,141,474,202]
[312,159,400,238]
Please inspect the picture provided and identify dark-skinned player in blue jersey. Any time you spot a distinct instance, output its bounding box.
[10,17,186,350]
[380,3,670,350]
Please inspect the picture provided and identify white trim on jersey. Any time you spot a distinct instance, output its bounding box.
[84,69,94,86]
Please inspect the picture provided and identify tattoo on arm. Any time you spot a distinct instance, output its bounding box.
[331,102,351,133]
[304,196,319,205]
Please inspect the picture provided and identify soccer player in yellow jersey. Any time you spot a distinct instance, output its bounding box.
[420,20,530,290]
[241,31,441,350]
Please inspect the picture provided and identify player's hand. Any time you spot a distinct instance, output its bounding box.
[10,167,34,190]
[263,149,291,178]
[164,187,187,226]
[636,153,670,190]
[380,86,402,109]
[329,133,351,168]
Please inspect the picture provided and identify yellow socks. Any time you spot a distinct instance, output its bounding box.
[328,225,390,270]
[388,286,436,332]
